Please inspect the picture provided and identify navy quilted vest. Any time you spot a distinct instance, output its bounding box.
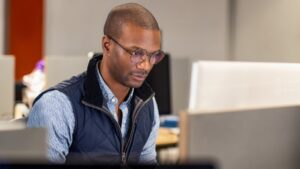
[34,55,155,165]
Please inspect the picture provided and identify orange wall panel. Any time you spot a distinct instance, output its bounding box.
[7,0,44,81]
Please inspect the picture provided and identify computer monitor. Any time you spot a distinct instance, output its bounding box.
[188,60,300,112]
[146,54,171,115]
[0,121,47,164]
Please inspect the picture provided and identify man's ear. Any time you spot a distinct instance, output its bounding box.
[102,35,111,53]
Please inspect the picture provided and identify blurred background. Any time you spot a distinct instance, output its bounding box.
[2,0,300,167]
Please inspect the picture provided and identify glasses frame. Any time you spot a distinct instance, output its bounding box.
[106,35,164,65]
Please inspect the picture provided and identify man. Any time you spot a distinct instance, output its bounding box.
[27,3,165,165]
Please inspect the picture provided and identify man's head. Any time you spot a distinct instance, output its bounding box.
[101,3,164,89]
[103,3,160,39]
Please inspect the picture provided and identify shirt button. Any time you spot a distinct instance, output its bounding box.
[111,98,117,103]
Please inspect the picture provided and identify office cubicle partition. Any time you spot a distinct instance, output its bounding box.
[45,55,90,88]
[180,60,300,169]
[180,106,300,169]
[0,56,15,119]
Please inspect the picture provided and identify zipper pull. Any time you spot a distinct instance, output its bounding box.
[122,152,126,165]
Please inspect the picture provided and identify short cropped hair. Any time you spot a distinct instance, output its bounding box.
[104,3,160,39]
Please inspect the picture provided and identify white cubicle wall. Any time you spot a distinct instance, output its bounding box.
[45,55,90,88]
[0,56,15,119]
[170,57,193,115]
[180,61,300,169]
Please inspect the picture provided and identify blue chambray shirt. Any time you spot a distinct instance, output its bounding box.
[27,62,160,164]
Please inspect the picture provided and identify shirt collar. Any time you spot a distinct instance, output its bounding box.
[95,61,134,105]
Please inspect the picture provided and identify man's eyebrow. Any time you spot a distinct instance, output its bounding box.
[129,45,161,53]
[128,45,141,50]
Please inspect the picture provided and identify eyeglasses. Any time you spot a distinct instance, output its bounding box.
[107,35,165,65]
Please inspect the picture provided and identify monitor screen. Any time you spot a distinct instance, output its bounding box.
[146,54,171,115]
[188,60,300,112]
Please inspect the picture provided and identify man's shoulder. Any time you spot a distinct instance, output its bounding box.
[42,72,87,102]
[34,90,71,107]
[28,89,74,126]
[54,72,86,91]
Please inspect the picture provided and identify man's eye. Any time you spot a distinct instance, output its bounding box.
[133,49,145,57]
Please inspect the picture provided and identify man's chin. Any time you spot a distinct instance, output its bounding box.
[128,81,144,88]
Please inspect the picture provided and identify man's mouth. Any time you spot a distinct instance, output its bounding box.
[131,72,148,81]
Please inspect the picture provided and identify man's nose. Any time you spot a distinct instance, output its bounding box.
[136,56,152,71]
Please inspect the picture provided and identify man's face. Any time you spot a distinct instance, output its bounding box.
[105,23,161,88]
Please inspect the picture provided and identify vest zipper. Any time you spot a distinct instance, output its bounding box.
[123,95,155,158]
[81,101,125,164]
[122,152,126,164]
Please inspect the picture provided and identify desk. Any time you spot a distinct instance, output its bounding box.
[156,128,179,163]
[156,128,179,149]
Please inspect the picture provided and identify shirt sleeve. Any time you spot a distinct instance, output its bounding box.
[27,90,75,163]
[139,97,160,164]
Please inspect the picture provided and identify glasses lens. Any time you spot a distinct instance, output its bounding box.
[131,49,146,63]
[150,51,165,64]
[132,48,165,65]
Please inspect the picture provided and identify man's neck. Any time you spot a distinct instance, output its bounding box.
[111,84,130,104]
[99,62,130,103]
